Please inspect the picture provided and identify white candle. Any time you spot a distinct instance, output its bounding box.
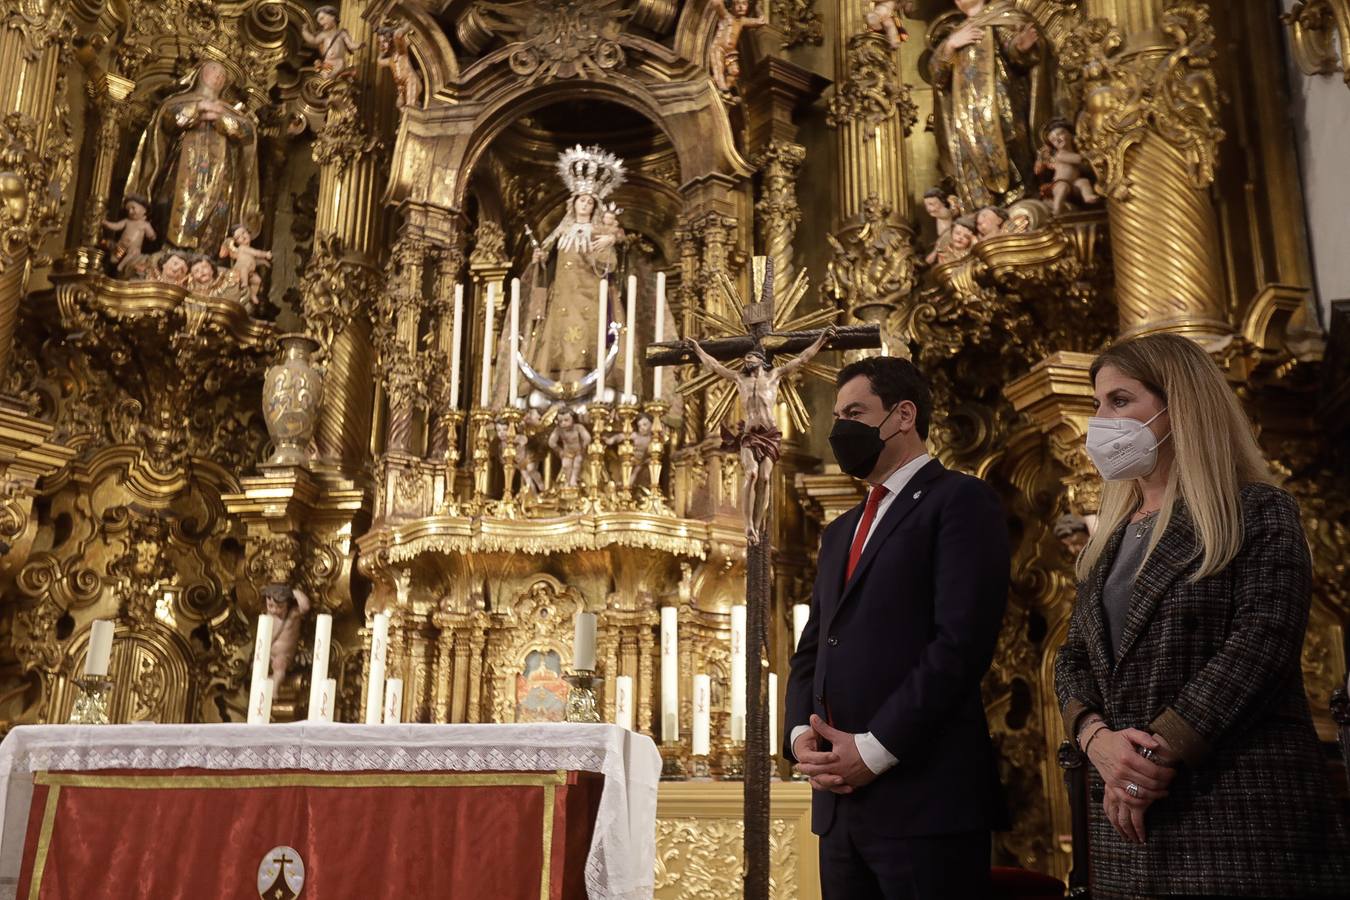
[595,279,608,394]
[730,604,747,742]
[383,678,403,724]
[653,272,666,399]
[247,613,276,723]
[622,274,637,400]
[364,612,390,725]
[319,678,336,722]
[614,674,634,731]
[573,611,597,671]
[479,281,496,408]
[84,620,114,677]
[792,604,810,652]
[509,277,521,406]
[660,606,679,742]
[692,674,711,757]
[250,677,274,725]
[769,672,779,758]
[449,283,463,410]
[307,613,332,722]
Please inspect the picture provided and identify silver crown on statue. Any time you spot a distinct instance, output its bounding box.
[557,144,626,202]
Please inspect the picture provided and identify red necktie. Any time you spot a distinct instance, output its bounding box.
[846,485,889,582]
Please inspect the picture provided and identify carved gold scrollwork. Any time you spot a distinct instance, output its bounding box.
[0,111,70,273]
[3,0,73,61]
[310,76,381,173]
[770,0,824,49]
[826,31,918,139]
[823,195,918,328]
[1283,0,1350,85]
[1060,1,1223,199]
[473,0,630,83]
[298,233,381,360]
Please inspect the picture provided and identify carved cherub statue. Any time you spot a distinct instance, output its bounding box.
[103,194,156,275]
[302,6,364,78]
[219,223,272,306]
[376,22,422,109]
[548,408,591,488]
[604,413,654,486]
[1036,119,1100,215]
[865,1,914,48]
[262,582,312,679]
[592,203,625,273]
[938,216,979,264]
[158,251,190,287]
[922,188,963,265]
[975,206,1009,239]
[496,419,545,495]
[710,0,767,94]
[188,256,218,294]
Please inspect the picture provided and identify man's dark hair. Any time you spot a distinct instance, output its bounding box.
[836,356,933,440]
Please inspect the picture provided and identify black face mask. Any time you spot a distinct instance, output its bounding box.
[828,404,899,480]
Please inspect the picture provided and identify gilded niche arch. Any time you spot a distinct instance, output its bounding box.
[487,575,588,723]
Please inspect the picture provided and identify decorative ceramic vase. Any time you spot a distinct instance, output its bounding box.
[262,333,323,468]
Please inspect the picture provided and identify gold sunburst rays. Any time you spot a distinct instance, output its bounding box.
[680,265,841,435]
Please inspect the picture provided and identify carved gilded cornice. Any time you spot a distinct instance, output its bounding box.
[1005,351,1100,515]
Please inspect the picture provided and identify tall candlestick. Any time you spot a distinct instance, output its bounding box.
[364,612,390,725]
[383,678,403,724]
[307,613,333,722]
[479,281,496,408]
[595,279,608,394]
[660,606,679,741]
[622,274,637,400]
[792,604,810,652]
[769,672,779,758]
[692,674,711,757]
[319,678,336,722]
[250,677,274,725]
[653,273,666,399]
[84,620,114,677]
[508,277,521,406]
[247,613,276,724]
[573,611,597,671]
[449,283,464,410]
[614,674,634,731]
[730,604,747,742]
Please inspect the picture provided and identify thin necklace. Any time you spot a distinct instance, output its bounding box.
[1133,509,1159,540]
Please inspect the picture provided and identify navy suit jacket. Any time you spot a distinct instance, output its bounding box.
[784,458,1010,836]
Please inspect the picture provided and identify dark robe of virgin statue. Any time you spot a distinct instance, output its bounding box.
[929,1,1050,212]
[124,61,261,253]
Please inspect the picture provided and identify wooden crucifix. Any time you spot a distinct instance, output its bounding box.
[645,256,880,900]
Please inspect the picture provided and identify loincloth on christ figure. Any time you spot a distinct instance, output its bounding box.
[720,422,782,464]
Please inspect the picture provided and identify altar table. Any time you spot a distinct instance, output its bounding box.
[0,722,660,900]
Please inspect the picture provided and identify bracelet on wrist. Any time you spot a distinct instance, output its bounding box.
[1075,715,1104,750]
[1082,723,1108,756]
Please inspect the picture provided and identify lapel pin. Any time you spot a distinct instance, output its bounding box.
[912,490,922,500]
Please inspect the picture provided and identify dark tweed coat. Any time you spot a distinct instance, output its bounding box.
[1055,483,1350,897]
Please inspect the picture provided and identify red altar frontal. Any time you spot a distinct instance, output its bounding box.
[0,724,660,900]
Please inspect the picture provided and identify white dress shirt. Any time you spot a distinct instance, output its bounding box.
[791,453,931,775]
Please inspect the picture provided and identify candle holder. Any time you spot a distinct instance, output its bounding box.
[435,408,466,515]
[580,403,611,514]
[493,405,523,519]
[614,401,639,508]
[641,399,672,514]
[469,408,494,512]
[688,754,713,780]
[563,670,603,723]
[659,743,689,781]
[68,675,114,725]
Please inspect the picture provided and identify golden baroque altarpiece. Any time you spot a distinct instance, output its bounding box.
[0,0,1346,895]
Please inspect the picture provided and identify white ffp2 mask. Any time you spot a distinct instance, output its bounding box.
[1085,408,1170,481]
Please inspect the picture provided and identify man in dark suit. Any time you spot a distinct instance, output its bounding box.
[785,356,1010,899]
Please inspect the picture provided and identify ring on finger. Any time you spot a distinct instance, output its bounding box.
[1126,782,1140,799]
[1137,746,1157,762]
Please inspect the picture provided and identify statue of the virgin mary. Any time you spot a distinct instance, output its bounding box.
[124,61,262,254]
[518,145,627,390]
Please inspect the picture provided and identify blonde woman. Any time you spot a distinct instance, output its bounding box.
[1054,333,1350,898]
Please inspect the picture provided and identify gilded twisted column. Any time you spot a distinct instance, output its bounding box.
[427,227,467,460]
[305,0,383,470]
[1065,1,1230,340]
[77,73,136,250]
[751,141,805,288]
[378,227,428,455]
[0,0,74,389]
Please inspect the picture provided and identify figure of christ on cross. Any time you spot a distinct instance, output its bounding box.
[687,324,836,543]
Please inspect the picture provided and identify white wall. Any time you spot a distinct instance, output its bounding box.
[1282,2,1350,328]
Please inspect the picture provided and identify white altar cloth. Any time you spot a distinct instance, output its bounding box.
[0,722,660,900]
